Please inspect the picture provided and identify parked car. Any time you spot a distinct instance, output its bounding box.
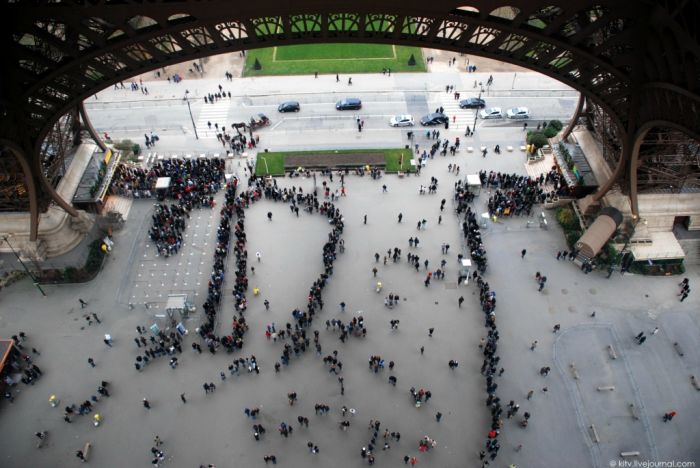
[420,112,449,126]
[459,97,486,109]
[336,98,362,110]
[278,101,300,112]
[389,115,414,127]
[506,107,530,119]
[479,107,503,119]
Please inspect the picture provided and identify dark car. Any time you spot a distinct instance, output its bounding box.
[278,101,300,112]
[420,112,449,126]
[336,98,362,110]
[459,98,486,109]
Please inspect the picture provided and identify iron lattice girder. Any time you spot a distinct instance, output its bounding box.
[0,1,699,207]
[3,1,698,137]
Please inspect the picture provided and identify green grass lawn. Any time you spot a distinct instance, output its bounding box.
[243,43,425,76]
[255,148,415,176]
[275,43,396,60]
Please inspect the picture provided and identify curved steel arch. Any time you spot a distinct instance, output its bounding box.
[0,0,699,216]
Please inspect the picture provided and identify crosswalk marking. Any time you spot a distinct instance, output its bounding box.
[438,96,477,131]
[195,101,230,139]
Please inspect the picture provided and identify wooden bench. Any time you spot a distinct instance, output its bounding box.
[607,345,618,360]
[691,375,700,391]
[507,146,514,152]
[83,442,92,461]
[674,342,684,357]
[570,363,580,380]
[620,451,640,458]
[589,424,599,443]
[628,403,640,420]
[466,147,474,153]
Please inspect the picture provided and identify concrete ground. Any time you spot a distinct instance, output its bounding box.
[1,113,699,467]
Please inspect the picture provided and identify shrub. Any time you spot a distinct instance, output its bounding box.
[548,120,564,131]
[113,139,135,152]
[527,132,548,149]
[132,143,141,156]
[556,207,579,231]
[253,58,262,70]
[408,54,416,66]
[543,126,558,138]
[565,230,583,248]
[63,267,78,282]
[85,239,106,274]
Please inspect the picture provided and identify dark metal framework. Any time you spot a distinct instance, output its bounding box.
[1,0,700,238]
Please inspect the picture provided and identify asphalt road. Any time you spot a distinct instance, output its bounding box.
[86,91,578,135]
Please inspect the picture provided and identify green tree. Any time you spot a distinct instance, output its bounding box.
[527,131,548,149]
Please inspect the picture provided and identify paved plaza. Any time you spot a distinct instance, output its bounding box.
[1,73,700,467]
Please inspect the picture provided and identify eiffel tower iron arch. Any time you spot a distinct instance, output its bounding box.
[1,0,699,235]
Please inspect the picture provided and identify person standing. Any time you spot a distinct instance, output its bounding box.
[521,249,526,258]
[88,358,96,368]
[458,296,464,307]
[79,299,88,308]
[663,411,677,422]
[180,393,187,404]
[143,398,151,410]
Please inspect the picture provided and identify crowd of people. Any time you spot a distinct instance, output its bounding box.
[198,175,250,354]
[3,333,42,403]
[455,182,508,466]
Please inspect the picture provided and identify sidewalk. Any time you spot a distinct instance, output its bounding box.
[94,58,573,105]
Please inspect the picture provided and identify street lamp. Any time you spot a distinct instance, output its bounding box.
[2,236,46,296]
[183,90,199,140]
[471,89,482,135]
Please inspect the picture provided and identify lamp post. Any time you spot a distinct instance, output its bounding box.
[471,89,483,135]
[2,236,46,296]
[184,90,199,140]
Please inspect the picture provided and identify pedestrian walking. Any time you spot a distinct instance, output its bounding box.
[420,346,424,355]
[88,357,95,368]
[92,313,101,324]
[363,214,367,224]
[428,327,434,337]
[143,398,151,410]
[398,213,403,223]
[435,411,442,422]
[521,249,526,258]
[458,296,464,307]
[662,411,677,422]
[79,298,88,308]
[552,324,560,333]
[180,393,187,403]
[526,390,534,400]
[530,341,537,351]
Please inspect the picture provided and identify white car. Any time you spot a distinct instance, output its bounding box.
[479,107,503,119]
[390,115,414,127]
[506,107,530,119]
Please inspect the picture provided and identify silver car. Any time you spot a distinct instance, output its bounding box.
[506,107,530,119]
[479,107,503,119]
[389,115,414,127]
